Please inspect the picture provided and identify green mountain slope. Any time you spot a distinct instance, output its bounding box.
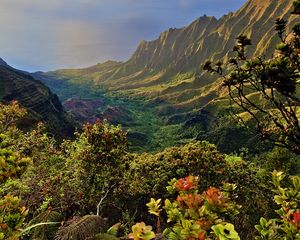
[0,60,74,138]
[39,0,298,153]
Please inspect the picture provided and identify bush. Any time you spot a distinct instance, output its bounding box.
[130,176,240,240]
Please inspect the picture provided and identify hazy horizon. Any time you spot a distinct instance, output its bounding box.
[0,0,246,72]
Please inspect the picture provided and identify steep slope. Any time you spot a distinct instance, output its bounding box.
[38,0,298,152]
[42,0,296,118]
[0,63,74,137]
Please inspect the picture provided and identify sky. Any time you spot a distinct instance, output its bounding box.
[0,0,246,72]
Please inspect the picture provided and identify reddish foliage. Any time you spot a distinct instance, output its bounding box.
[198,231,206,240]
[204,187,226,207]
[174,176,199,192]
[177,194,203,209]
[292,212,300,225]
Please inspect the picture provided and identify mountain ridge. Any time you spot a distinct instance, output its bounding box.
[37,0,298,152]
[0,61,74,137]
[43,0,295,106]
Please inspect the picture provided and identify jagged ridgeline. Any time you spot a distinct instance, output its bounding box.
[38,0,298,152]
[0,60,74,138]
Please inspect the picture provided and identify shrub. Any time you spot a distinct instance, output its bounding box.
[130,176,240,240]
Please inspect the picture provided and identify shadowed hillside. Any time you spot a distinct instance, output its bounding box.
[0,60,74,137]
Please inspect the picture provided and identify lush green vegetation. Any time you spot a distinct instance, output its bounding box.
[0,101,299,239]
[40,72,272,155]
[0,66,74,139]
[204,15,300,154]
[0,2,300,240]
[41,78,189,153]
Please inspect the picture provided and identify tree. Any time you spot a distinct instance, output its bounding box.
[204,1,300,154]
[55,120,128,217]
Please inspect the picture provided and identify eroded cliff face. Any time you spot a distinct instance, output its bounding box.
[35,0,298,153]
[0,64,74,137]
[133,0,294,70]
[44,0,296,117]
[128,15,219,71]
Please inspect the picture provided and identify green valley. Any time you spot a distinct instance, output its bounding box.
[0,0,300,239]
[30,75,189,152]
[35,0,298,154]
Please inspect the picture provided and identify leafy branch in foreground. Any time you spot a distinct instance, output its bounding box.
[204,2,300,154]
[255,171,300,239]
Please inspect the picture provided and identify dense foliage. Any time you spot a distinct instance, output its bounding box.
[204,1,300,154]
[0,101,299,240]
[255,171,300,239]
[142,176,240,240]
[0,2,299,240]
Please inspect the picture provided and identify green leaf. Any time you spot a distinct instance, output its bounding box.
[292,176,300,191]
[261,229,269,236]
[274,196,283,205]
[146,198,162,217]
[212,223,240,240]
[259,218,267,227]
[255,225,262,232]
